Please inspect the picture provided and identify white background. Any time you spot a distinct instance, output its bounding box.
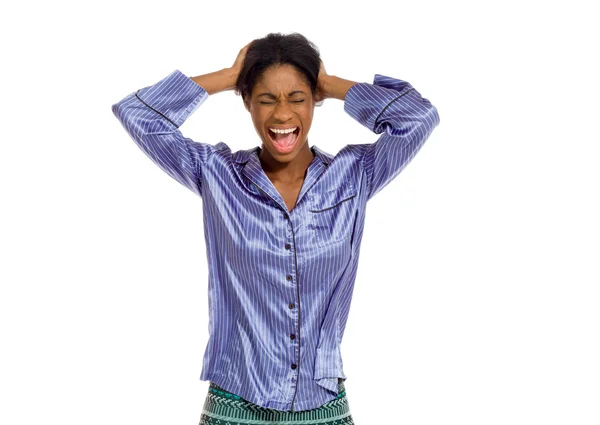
[1,0,599,424]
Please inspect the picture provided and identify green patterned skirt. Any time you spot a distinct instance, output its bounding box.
[199,380,354,425]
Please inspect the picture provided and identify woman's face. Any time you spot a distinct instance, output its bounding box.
[244,64,316,164]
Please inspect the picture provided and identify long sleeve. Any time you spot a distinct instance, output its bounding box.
[111,69,216,198]
[343,74,440,201]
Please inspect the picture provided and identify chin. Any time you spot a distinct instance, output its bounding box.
[263,142,302,163]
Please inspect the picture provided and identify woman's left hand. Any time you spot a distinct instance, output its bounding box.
[314,60,328,106]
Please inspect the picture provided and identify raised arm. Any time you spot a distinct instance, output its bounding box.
[317,62,440,201]
[111,42,253,197]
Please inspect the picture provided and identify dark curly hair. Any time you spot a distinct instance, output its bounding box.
[234,32,321,105]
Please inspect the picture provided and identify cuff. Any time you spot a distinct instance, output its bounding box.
[343,74,415,133]
[135,69,209,128]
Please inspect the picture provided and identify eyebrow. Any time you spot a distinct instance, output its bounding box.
[257,91,306,98]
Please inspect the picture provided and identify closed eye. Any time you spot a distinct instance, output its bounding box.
[259,100,305,105]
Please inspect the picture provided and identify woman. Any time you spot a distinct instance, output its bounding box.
[112,32,439,424]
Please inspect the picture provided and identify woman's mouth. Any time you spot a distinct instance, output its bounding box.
[267,127,300,154]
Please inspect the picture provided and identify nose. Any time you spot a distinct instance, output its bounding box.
[273,100,293,122]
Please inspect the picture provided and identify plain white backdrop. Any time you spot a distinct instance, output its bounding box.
[1,0,598,424]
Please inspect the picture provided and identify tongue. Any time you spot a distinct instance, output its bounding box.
[273,131,296,146]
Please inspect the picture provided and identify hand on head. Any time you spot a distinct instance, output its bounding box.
[314,60,328,106]
[231,40,255,80]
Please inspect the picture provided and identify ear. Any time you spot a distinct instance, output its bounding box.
[243,97,250,112]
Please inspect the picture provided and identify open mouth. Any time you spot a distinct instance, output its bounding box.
[267,127,300,153]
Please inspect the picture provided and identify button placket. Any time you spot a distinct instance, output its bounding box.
[283,208,301,411]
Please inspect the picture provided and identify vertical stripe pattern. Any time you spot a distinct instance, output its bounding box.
[112,69,439,412]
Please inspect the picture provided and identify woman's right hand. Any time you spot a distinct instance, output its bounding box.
[190,41,255,95]
[231,41,255,81]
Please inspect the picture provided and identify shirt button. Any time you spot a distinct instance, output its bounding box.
[290,333,296,340]
[291,363,297,370]
[285,243,291,250]
[286,275,292,281]
[289,303,295,309]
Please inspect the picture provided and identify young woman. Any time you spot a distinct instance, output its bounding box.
[112,32,440,425]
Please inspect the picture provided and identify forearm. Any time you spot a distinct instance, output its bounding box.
[190,67,237,95]
[323,75,359,101]
[343,73,440,200]
[112,70,211,197]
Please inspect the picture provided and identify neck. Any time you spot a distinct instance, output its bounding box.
[258,144,315,184]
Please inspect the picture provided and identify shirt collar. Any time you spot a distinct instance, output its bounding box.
[233,145,332,166]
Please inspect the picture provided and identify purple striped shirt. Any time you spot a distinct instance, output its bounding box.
[111,69,439,411]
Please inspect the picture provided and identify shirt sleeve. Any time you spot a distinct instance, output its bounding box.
[111,69,216,198]
[343,74,440,201]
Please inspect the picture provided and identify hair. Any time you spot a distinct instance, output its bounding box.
[234,32,321,104]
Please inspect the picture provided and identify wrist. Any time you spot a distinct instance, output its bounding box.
[324,75,358,101]
[223,67,239,89]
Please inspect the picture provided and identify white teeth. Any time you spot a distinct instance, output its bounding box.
[269,127,297,134]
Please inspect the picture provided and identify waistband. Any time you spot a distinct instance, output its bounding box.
[201,380,351,424]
